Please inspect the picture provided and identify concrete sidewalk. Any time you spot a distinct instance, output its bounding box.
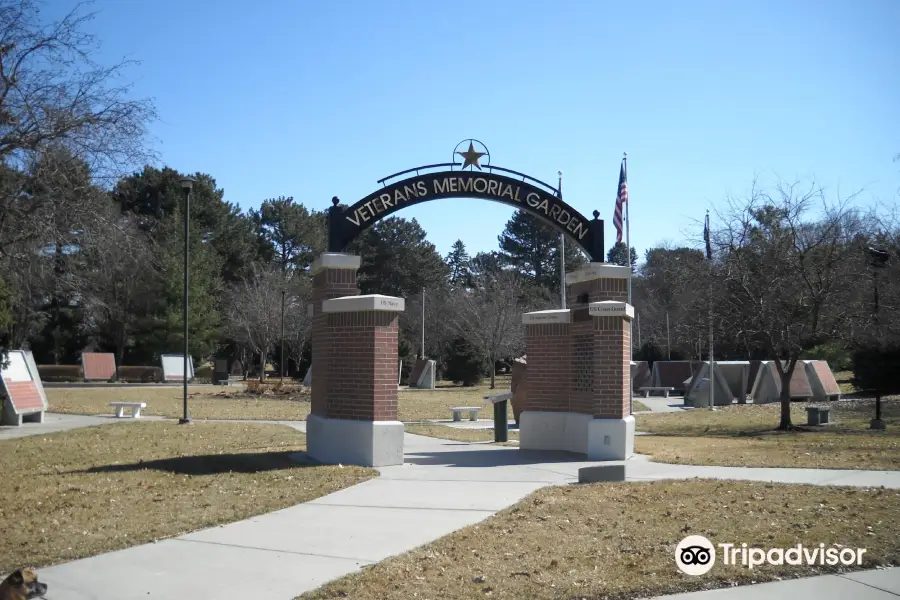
[650,568,900,598]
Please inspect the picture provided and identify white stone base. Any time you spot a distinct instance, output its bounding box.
[306,414,404,467]
[519,411,635,460]
[586,416,635,461]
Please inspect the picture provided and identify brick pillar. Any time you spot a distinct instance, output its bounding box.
[522,311,571,413]
[520,262,635,458]
[310,254,361,418]
[586,297,635,461]
[306,253,406,467]
[519,309,572,451]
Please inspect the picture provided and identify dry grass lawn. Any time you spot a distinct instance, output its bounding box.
[301,479,900,600]
[0,421,374,573]
[46,379,521,423]
[405,424,520,443]
[631,399,651,412]
[635,398,900,470]
[47,386,314,421]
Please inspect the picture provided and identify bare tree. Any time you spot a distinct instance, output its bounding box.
[282,273,312,377]
[0,0,156,257]
[714,179,867,429]
[224,265,288,382]
[0,0,156,173]
[451,269,533,389]
[79,207,158,373]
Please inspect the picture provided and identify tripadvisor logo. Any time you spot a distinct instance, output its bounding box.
[675,536,868,575]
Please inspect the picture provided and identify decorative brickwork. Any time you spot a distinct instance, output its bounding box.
[568,319,595,414]
[569,277,628,305]
[593,315,631,419]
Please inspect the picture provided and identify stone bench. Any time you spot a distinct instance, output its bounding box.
[639,386,675,398]
[451,406,480,422]
[110,402,146,418]
[806,406,831,426]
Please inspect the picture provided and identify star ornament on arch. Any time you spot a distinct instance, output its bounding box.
[457,141,487,170]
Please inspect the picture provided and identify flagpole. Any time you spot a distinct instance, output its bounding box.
[623,152,631,306]
[558,171,566,310]
[706,210,716,411]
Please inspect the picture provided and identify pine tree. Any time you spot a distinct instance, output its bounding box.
[607,242,638,271]
[498,211,586,293]
[445,240,473,288]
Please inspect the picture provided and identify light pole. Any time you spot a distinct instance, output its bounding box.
[866,246,889,430]
[179,177,195,425]
[281,289,286,380]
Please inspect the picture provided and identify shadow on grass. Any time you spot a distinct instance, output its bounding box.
[73,451,314,476]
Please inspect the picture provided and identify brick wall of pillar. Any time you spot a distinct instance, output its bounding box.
[310,266,360,417]
[523,323,570,412]
[323,311,399,421]
[593,314,632,419]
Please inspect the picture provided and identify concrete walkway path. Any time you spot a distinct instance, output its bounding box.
[635,394,692,412]
[33,424,900,600]
[0,413,121,440]
[650,568,900,599]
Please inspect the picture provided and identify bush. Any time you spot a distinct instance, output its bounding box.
[442,336,486,386]
[807,342,852,372]
[37,364,83,382]
[117,366,163,383]
[851,344,900,395]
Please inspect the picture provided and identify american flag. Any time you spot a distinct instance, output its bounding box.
[613,160,628,243]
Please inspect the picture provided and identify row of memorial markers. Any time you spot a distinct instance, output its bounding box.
[0,347,841,427]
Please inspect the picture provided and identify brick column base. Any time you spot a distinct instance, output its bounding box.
[586,301,635,460]
[306,253,406,467]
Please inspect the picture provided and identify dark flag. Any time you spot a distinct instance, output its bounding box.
[703,211,712,260]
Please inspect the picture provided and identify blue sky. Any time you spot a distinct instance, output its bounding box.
[63,0,899,261]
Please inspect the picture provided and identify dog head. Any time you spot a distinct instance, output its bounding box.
[0,569,48,599]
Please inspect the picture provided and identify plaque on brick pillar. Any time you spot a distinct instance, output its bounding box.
[587,300,636,461]
[306,291,406,468]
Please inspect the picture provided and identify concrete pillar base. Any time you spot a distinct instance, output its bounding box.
[587,416,635,461]
[519,411,592,455]
[306,414,404,467]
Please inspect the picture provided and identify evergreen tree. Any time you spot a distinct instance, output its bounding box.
[607,242,638,271]
[443,336,487,386]
[444,239,473,288]
[250,197,325,272]
[348,217,449,298]
[498,211,586,293]
[112,166,259,282]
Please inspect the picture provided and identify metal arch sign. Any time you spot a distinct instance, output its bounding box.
[327,169,606,261]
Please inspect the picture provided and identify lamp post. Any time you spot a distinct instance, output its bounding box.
[179,177,195,425]
[866,246,889,430]
[281,289,286,380]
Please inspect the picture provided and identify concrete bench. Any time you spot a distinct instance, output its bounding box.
[483,392,512,404]
[806,406,831,426]
[451,406,480,422]
[110,402,146,418]
[639,386,675,398]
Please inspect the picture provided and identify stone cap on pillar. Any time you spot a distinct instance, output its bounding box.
[311,253,361,274]
[522,309,571,325]
[322,294,405,313]
[566,262,631,285]
[588,300,635,320]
